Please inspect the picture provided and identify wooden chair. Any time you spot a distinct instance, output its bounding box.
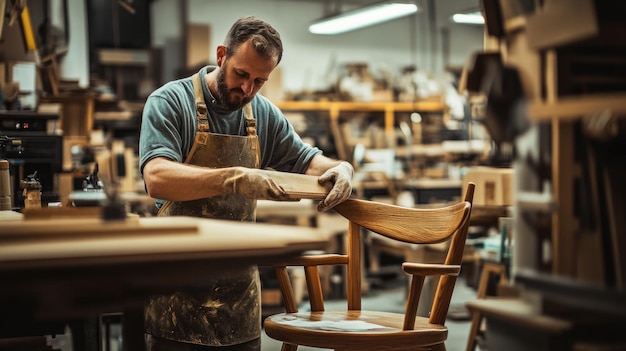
[264,182,475,351]
[464,261,509,351]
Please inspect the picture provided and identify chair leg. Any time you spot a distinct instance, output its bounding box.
[465,311,482,351]
[281,342,298,351]
[465,262,507,351]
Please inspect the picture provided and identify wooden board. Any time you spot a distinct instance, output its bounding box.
[0,215,197,243]
[263,170,331,200]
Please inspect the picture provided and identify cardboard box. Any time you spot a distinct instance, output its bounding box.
[463,166,514,206]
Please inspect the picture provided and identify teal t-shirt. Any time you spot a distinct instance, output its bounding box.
[139,66,322,205]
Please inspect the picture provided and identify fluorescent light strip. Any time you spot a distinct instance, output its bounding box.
[451,12,485,25]
[309,3,418,35]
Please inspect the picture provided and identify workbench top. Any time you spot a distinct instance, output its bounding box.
[0,215,330,269]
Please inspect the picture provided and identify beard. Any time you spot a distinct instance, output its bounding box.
[216,64,253,111]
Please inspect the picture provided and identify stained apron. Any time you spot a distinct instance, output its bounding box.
[145,72,262,347]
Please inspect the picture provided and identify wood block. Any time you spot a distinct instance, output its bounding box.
[262,170,331,200]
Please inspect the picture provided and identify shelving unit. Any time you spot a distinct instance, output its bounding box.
[276,99,447,161]
[276,100,446,133]
[465,1,626,349]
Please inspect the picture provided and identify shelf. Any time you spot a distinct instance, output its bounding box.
[276,100,447,160]
[277,100,445,132]
[276,100,445,112]
[528,92,626,121]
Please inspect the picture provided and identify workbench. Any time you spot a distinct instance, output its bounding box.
[0,213,330,348]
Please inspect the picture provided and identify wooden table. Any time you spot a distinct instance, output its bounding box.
[0,214,331,345]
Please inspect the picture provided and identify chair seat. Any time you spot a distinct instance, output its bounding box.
[264,311,448,350]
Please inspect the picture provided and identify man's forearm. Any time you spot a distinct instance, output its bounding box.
[143,157,233,201]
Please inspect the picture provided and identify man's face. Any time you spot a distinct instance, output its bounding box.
[215,40,278,111]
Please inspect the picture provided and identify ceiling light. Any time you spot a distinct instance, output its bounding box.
[309,2,419,35]
[451,11,485,25]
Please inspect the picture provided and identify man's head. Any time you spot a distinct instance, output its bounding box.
[214,16,283,111]
[223,16,283,64]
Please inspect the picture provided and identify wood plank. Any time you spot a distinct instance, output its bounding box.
[262,170,330,200]
[604,153,626,288]
[0,216,198,243]
[577,137,607,286]
[552,120,578,278]
[0,0,5,40]
[529,93,626,121]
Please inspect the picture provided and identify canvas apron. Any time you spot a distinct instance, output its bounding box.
[145,72,261,347]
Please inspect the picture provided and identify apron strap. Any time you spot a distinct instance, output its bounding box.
[192,73,209,132]
[243,103,257,137]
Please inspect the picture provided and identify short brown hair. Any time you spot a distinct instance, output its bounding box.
[223,16,283,64]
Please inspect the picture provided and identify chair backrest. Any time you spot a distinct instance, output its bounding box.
[332,182,475,324]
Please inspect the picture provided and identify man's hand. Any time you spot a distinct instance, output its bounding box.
[317,162,353,212]
[224,167,291,200]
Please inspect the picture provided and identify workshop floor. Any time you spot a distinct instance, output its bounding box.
[261,274,476,351]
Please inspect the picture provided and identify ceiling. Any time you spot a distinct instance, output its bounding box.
[268,0,482,27]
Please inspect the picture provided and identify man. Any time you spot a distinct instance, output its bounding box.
[139,16,353,351]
